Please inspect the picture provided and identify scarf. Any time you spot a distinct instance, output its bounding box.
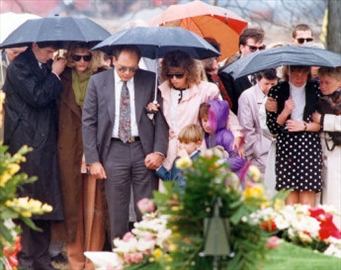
[72,69,92,106]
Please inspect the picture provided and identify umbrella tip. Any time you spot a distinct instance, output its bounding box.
[54,14,60,16]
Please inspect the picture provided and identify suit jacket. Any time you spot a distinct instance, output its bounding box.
[82,68,169,166]
[219,68,252,115]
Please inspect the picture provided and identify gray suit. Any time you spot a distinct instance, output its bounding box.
[82,68,168,240]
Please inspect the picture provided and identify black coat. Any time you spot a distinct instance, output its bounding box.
[3,48,64,220]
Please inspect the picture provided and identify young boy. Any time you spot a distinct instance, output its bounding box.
[156,124,203,191]
[199,100,245,173]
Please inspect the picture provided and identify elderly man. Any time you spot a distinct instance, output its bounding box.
[82,45,168,243]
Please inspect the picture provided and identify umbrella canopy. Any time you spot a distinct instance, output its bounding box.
[0,16,111,49]
[148,0,248,60]
[92,26,220,60]
[221,45,341,79]
[0,12,41,43]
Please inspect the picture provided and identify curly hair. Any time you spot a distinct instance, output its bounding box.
[161,50,201,87]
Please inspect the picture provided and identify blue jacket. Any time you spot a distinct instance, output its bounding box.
[156,150,201,191]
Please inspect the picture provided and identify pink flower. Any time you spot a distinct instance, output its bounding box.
[137,198,156,214]
[123,232,136,242]
[266,236,281,249]
[130,252,144,263]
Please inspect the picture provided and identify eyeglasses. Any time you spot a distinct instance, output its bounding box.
[166,73,185,79]
[246,44,266,52]
[117,65,138,73]
[296,38,313,44]
[72,54,92,62]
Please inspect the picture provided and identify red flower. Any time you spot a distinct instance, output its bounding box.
[261,220,277,232]
[309,207,341,240]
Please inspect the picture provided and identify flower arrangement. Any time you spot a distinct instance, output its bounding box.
[250,203,341,258]
[98,198,172,270]
[0,145,53,270]
[85,152,341,269]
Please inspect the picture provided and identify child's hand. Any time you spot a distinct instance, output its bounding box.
[177,148,189,158]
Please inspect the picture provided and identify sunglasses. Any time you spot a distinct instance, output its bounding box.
[166,73,185,79]
[117,65,138,73]
[246,44,266,52]
[72,54,92,62]
[296,38,313,44]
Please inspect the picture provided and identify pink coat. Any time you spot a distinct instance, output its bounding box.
[158,80,219,169]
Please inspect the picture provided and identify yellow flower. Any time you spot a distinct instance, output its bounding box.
[243,186,264,199]
[248,165,260,181]
[7,163,20,175]
[0,172,12,187]
[274,199,284,211]
[153,248,163,258]
[175,157,192,169]
[42,203,53,212]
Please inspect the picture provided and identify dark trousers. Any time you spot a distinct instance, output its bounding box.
[17,220,55,270]
[104,139,157,243]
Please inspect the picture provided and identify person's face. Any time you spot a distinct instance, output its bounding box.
[5,47,27,62]
[167,67,188,89]
[201,117,212,134]
[292,30,313,45]
[319,74,341,96]
[257,77,278,95]
[32,43,56,64]
[179,140,201,155]
[72,48,91,74]
[113,50,139,82]
[288,69,309,87]
[240,38,266,56]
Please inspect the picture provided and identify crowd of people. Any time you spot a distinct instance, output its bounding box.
[1,17,340,270]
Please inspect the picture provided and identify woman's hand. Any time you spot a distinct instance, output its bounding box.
[312,112,321,124]
[285,119,305,132]
[283,97,295,115]
[265,97,278,112]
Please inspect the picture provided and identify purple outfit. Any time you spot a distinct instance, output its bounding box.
[202,100,245,172]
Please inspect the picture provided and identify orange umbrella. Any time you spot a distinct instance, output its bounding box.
[149,0,248,60]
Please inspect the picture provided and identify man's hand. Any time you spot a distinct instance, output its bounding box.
[145,152,164,170]
[232,136,245,158]
[52,55,66,75]
[88,162,107,180]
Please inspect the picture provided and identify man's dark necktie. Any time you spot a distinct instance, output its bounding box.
[118,81,131,143]
[41,63,49,76]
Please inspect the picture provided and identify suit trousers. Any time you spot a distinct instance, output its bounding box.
[17,220,55,270]
[104,139,156,242]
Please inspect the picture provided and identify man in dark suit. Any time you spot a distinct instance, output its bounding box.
[82,45,169,242]
[3,41,66,270]
[219,27,266,115]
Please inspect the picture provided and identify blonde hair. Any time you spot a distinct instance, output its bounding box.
[178,124,204,143]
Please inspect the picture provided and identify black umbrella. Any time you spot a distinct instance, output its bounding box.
[0,16,111,49]
[221,45,341,79]
[91,26,220,59]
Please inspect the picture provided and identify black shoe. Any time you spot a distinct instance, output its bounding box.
[50,253,67,264]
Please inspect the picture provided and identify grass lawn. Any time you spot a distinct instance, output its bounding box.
[262,241,341,270]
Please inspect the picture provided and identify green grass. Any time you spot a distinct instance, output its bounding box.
[262,242,341,270]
